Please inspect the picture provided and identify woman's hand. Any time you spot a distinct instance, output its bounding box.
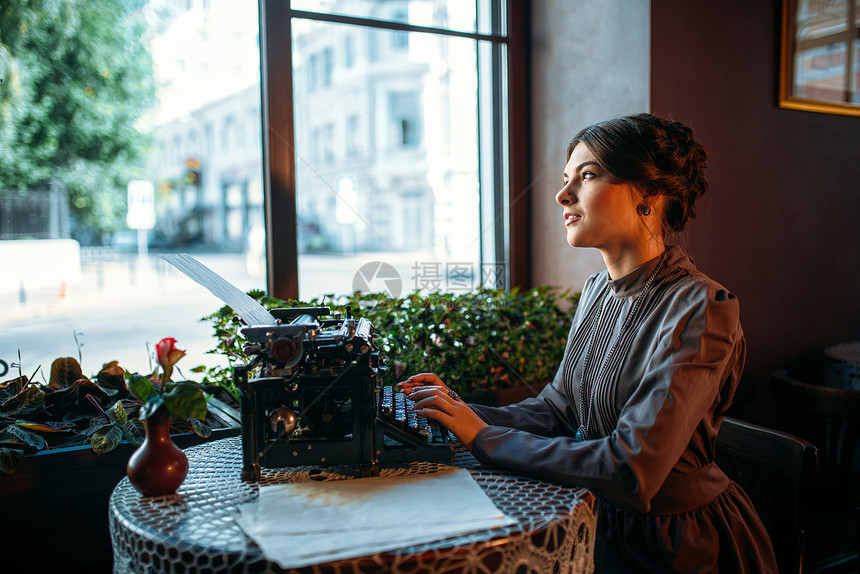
[397,373,487,450]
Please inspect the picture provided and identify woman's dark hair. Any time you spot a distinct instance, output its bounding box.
[567,113,708,234]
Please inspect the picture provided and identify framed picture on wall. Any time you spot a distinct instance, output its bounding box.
[780,0,860,117]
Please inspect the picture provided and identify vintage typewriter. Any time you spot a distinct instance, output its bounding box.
[235,305,454,480]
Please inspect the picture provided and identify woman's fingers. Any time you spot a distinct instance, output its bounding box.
[410,387,470,425]
[397,372,448,394]
[407,388,485,450]
[410,386,457,410]
[405,385,459,407]
[394,374,486,449]
[400,373,444,387]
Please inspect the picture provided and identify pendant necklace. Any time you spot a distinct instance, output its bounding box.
[575,252,665,441]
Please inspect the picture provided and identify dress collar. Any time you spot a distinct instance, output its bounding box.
[606,245,689,297]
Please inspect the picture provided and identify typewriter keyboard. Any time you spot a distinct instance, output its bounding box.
[379,386,450,445]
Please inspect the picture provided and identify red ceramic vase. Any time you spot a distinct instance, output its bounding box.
[126,406,189,497]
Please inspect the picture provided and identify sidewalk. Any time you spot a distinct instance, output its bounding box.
[4,257,172,324]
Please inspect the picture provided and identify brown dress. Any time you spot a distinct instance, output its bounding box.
[469,246,777,573]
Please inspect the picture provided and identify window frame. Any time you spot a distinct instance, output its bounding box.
[258,0,530,300]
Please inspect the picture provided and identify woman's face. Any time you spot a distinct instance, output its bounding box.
[555,142,644,254]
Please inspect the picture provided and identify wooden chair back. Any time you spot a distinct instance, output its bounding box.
[716,416,818,574]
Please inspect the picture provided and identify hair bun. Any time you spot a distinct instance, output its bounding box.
[640,114,708,232]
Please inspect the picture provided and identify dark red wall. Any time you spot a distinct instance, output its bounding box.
[651,0,860,420]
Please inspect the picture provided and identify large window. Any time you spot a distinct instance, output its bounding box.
[260,0,529,301]
[0,0,527,378]
[0,0,265,374]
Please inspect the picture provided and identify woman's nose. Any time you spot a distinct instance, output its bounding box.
[555,183,574,206]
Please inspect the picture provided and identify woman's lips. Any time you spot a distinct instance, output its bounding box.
[564,212,581,226]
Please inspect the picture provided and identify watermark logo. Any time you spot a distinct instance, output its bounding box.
[352,260,507,297]
[353,261,403,297]
[480,263,506,290]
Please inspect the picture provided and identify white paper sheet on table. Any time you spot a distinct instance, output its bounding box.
[236,467,516,569]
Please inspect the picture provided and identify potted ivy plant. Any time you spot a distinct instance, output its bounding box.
[198,287,579,406]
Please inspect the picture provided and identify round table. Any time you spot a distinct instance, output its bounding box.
[109,436,596,574]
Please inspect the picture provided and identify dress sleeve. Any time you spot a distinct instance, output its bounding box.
[469,398,561,434]
[470,280,744,514]
[468,372,579,436]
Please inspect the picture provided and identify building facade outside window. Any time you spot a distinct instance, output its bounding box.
[265,0,519,301]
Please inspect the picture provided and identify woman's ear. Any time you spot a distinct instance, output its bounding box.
[629,184,654,214]
[641,188,666,211]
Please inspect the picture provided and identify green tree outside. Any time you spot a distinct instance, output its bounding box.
[0,0,155,239]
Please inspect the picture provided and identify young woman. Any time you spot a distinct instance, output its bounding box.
[399,114,777,573]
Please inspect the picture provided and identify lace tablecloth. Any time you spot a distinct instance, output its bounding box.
[110,436,596,574]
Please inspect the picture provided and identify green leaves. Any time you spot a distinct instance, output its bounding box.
[49,357,85,389]
[132,382,207,423]
[1,345,218,463]
[367,287,581,394]
[139,395,164,421]
[8,424,48,451]
[90,424,123,455]
[122,420,144,446]
[199,287,580,396]
[162,384,207,422]
[190,418,212,438]
[125,373,157,403]
[0,0,155,234]
[107,399,128,424]
[13,420,74,433]
[85,399,132,454]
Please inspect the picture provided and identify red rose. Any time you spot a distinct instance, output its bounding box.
[155,337,186,381]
